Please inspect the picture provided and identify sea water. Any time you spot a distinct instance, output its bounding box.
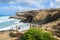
[0,16,30,31]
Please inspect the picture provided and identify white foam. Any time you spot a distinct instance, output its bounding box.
[0,16,17,23]
[0,16,30,32]
[0,16,10,23]
[0,19,17,23]
[0,23,30,32]
[0,16,10,20]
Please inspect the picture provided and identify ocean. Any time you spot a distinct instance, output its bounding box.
[0,16,30,31]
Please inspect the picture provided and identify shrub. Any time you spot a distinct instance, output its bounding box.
[18,28,57,40]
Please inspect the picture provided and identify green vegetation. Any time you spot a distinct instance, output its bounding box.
[18,28,57,40]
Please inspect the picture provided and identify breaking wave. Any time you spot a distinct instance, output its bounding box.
[0,16,30,32]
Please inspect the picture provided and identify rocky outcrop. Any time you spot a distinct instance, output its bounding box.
[11,8,60,24]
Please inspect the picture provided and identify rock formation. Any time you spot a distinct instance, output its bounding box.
[10,8,60,24]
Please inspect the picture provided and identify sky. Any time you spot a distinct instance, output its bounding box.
[0,0,60,16]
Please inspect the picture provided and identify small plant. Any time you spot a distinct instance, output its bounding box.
[18,28,57,40]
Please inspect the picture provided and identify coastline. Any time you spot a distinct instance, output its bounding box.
[0,23,30,32]
[0,16,30,32]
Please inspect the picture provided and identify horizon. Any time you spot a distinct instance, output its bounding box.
[0,0,60,16]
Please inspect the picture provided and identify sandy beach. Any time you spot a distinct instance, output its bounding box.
[0,29,27,40]
[0,31,18,40]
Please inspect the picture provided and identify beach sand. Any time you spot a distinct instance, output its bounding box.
[0,31,18,40]
[0,30,27,40]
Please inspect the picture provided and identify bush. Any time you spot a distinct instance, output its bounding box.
[19,28,57,40]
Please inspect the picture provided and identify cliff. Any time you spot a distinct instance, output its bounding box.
[13,8,60,24]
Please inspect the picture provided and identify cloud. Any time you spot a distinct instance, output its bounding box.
[0,0,51,8]
[0,0,60,12]
[0,5,39,12]
[50,1,55,8]
[48,0,60,8]
[0,0,15,3]
[0,0,49,4]
[2,0,60,16]
[54,0,60,8]
[0,0,50,11]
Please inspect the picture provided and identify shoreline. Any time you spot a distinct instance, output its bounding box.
[0,16,30,32]
[0,23,30,32]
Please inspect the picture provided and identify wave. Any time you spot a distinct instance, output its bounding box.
[0,16,30,32]
[0,16,15,23]
[0,16,20,23]
[0,23,30,32]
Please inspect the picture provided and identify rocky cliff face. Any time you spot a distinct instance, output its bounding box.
[16,8,60,24]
